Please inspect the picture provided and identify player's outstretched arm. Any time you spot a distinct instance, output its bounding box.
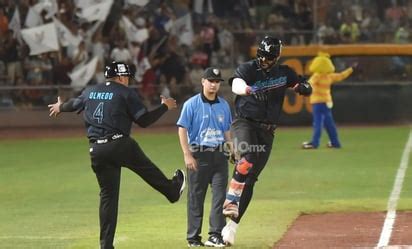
[135,95,177,128]
[48,96,85,117]
[48,96,63,117]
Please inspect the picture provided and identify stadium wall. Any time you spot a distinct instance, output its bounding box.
[1,83,411,128]
[278,83,412,126]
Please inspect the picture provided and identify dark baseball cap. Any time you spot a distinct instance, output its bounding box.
[203,67,224,81]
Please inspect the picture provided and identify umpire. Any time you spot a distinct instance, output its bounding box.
[177,67,232,247]
[221,36,312,246]
[48,61,186,249]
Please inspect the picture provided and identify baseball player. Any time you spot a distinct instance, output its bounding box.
[48,61,186,249]
[177,67,232,247]
[221,36,312,245]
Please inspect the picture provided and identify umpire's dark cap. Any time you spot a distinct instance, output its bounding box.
[203,67,224,81]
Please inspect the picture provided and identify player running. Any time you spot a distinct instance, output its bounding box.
[221,36,312,245]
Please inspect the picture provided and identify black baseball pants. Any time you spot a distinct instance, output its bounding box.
[230,118,274,223]
[89,136,179,249]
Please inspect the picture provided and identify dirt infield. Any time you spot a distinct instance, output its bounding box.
[273,211,412,248]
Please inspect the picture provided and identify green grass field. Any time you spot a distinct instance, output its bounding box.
[1,126,411,249]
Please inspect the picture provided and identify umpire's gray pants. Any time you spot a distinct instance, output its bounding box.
[187,149,228,242]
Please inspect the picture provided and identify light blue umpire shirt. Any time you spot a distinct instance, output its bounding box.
[177,92,232,147]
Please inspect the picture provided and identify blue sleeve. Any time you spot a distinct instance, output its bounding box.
[177,100,193,129]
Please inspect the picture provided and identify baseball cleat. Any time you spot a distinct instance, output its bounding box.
[175,169,186,196]
[169,169,186,203]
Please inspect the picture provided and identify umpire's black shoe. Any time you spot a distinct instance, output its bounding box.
[188,240,204,247]
[169,169,186,203]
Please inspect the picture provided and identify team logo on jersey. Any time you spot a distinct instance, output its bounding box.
[217,115,224,123]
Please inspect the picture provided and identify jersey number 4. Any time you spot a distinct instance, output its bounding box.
[93,102,104,124]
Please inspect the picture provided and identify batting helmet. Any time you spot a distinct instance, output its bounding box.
[256,36,282,60]
[104,61,132,78]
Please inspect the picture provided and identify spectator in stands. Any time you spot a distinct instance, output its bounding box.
[0,7,8,36]
[192,0,215,26]
[91,34,109,65]
[52,53,73,85]
[385,0,406,29]
[317,21,338,44]
[12,77,26,106]
[391,18,410,79]
[0,59,6,85]
[153,1,174,35]
[325,2,345,30]
[359,9,383,42]
[394,19,410,44]
[66,26,84,60]
[271,0,296,44]
[23,54,51,106]
[232,0,255,29]
[72,41,89,66]
[145,22,168,61]
[295,1,314,44]
[24,55,45,86]
[139,54,161,106]
[216,20,234,67]
[263,10,285,40]
[110,40,132,63]
[40,53,54,85]
[159,50,189,102]
[350,0,364,22]
[339,14,360,43]
[3,29,21,85]
[199,19,218,68]
[406,1,412,23]
[4,0,411,110]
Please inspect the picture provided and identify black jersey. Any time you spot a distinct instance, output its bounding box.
[60,81,149,139]
[232,60,299,125]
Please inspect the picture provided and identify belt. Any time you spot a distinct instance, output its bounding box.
[244,117,277,132]
[90,134,124,144]
[190,144,225,153]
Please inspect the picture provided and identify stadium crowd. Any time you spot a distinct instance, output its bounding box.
[0,0,411,108]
